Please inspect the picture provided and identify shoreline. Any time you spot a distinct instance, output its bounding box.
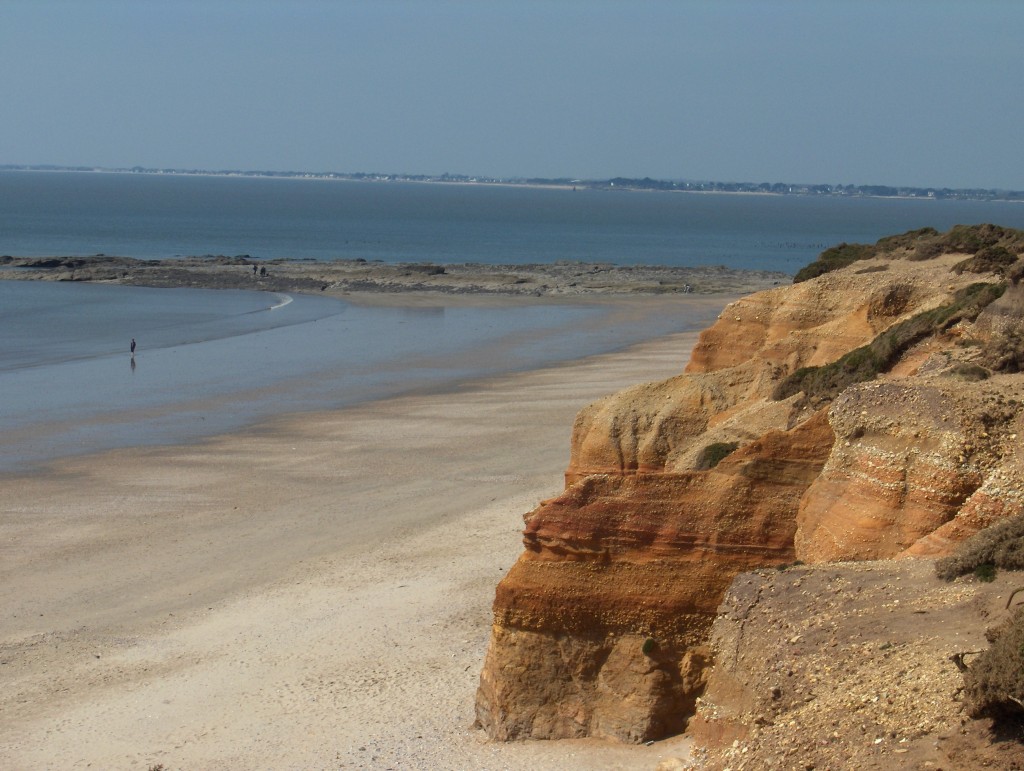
[0,304,725,769]
[0,283,734,477]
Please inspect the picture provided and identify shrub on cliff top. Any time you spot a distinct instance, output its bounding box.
[793,242,877,283]
[792,224,1024,283]
[962,608,1024,724]
[793,227,944,282]
[935,513,1024,582]
[949,363,991,382]
[773,282,1006,406]
[952,245,1020,277]
[943,224,1024,263]
[875,226,941,253]
[946,223,1012,254]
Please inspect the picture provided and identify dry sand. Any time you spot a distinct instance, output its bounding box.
[0,297,732,770]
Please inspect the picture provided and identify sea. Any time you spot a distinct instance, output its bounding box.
[4,170,1024,473]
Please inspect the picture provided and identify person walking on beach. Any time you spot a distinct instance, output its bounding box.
[130,338,136,355]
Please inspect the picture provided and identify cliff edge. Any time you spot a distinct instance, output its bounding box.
[476,224,1024,748]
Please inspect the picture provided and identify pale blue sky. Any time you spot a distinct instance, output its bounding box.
[2,0,1022,188]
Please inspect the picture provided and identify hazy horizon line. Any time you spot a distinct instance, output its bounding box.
[2,162,1023,198]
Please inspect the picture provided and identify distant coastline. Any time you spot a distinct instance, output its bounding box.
[2,163,1021,202]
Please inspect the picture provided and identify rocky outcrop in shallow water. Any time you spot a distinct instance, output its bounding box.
[0,254,787,298]
[477,226,1024,743]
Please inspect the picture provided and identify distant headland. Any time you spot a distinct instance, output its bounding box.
[2,164,1022,202]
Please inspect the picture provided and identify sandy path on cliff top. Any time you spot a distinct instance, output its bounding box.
[0,298,731,770]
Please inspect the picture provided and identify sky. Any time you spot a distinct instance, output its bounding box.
[2,0,1022,189]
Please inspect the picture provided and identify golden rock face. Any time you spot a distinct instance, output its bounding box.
[477,248,1024,743]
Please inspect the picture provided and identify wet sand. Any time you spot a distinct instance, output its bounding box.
[0,295,730,770]
[0,285,714,475]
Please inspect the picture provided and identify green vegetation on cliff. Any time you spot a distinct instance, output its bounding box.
[695,441,740,470]
[793,224,1024,283]
[773,282,1007,406]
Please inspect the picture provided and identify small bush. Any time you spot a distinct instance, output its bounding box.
[962,608,1024,722]
[946,223,1008,254]
[950,363,991,381]
[952,246,1019,276]
[794,242,876,283]
[405,264,446,275]
[876,226,940,253]
[935,512,1024,581]
[975,563,999,582]
[695,441,740,470]
[910,239,947,261]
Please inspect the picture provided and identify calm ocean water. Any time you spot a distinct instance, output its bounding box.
[4,170,1024,273]
[4,170,1024,472]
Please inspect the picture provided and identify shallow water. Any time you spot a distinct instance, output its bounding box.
[0,281,720,473]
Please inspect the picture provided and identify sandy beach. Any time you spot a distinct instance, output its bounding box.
[0,296,731,770]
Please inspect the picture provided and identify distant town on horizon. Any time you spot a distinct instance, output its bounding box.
[2,163,1022,202]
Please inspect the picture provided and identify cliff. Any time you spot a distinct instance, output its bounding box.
[476,225,1024,745]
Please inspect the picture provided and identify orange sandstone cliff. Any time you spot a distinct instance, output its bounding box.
[476,225,1024,743]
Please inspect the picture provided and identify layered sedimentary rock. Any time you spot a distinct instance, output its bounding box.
[476,412,834,741]
[795,374,1024,562]
[794,381,985,561]
[478,230,1024,743]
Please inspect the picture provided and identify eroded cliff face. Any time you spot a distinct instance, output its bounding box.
[476,413,833,741]
[794,281,1024,563]
[477,234,1024,743]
